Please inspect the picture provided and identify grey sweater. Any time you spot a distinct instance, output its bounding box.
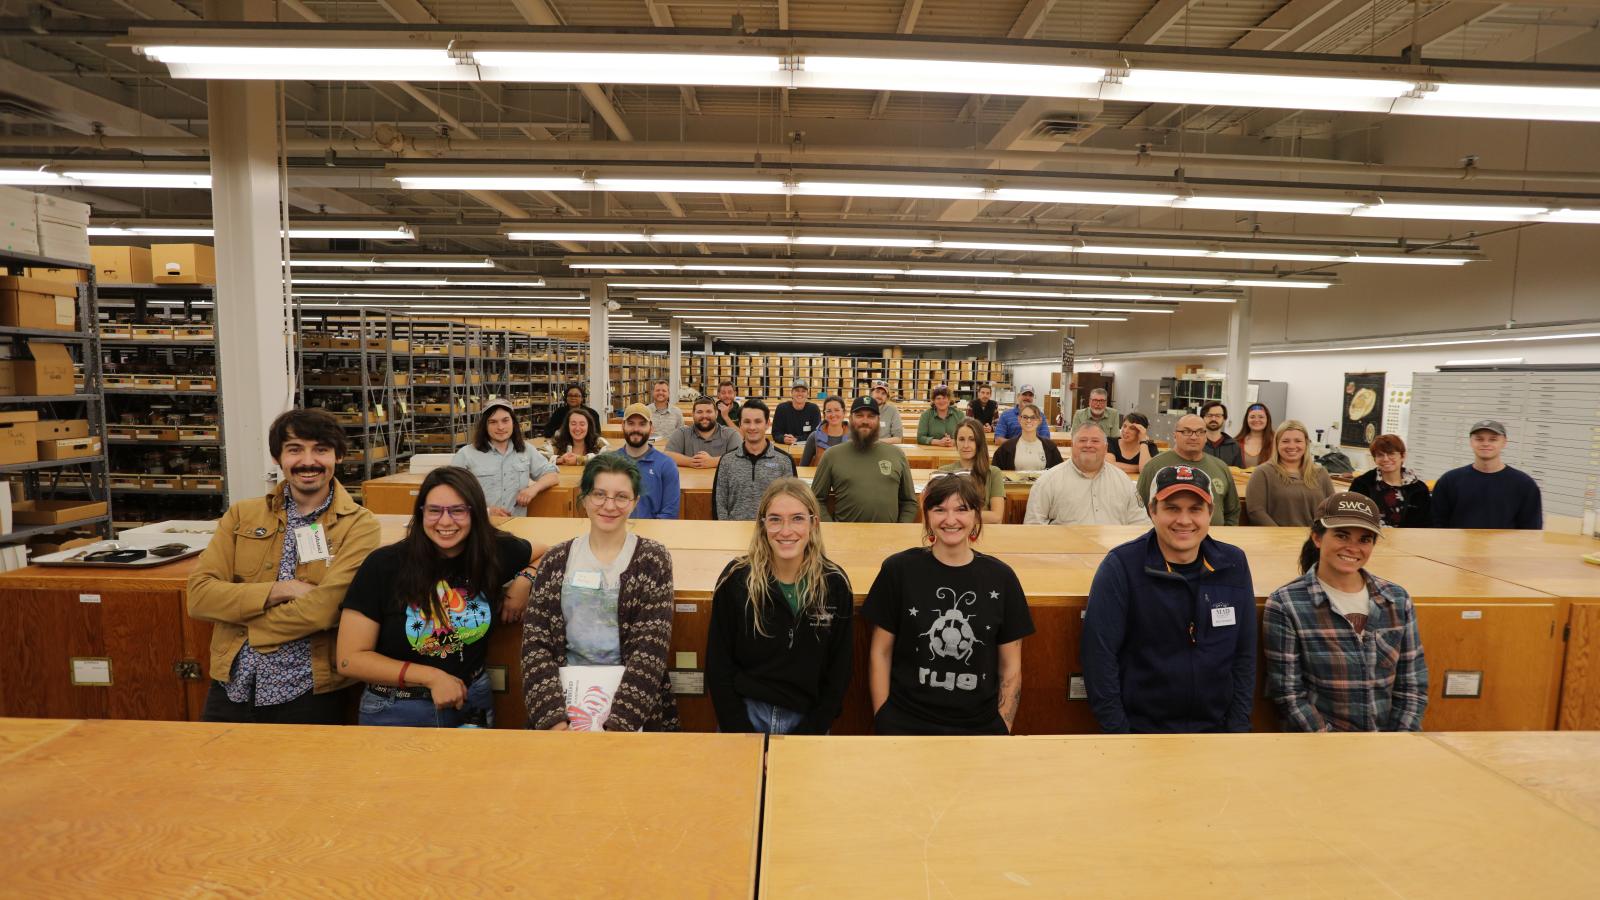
[711,440,798,520]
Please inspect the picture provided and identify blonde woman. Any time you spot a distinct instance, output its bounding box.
[936,418,1005,523]
[705,478,854,734]
[1245,420,1336,526]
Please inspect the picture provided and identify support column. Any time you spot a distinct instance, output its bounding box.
[986,340,998,362]
[589,279,610,416]
[207,0,289,505]
[1223,295,1254,434]
[668,318,683,401]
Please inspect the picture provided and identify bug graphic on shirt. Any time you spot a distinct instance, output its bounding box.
[922,587,982,664]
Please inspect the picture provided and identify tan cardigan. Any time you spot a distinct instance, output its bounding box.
[1245,462,1336,526]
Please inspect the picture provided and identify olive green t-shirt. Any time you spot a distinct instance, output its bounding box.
[1134,449,1241,526]
[936,462,1005,502]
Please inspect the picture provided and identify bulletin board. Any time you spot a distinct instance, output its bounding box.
[1340,372,1386,448]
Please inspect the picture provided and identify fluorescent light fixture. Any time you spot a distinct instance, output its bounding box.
[1353,203,1546,222]
[286,225,416,239]
[1175,197,1362,215]
[665,233,792,245]
[89,225,214,237]
[616,281,1210,302]
[1543,208,1600,224]
[1442,357,1525,366]
[91,224,418,240]
[139,45,471,80]
[1210,250,1342,262]
[793,182,986,200]
[395,176,589,191]
[290,278,545,288]
[992,188,1177,207]
[474,51,785,87]
[595,178,788,195]
[1348,254,1471,266]
[800,56,1104,97]
[1254,331,1600,355]
[1107,69,1412,113]
[647,298,1172,314]
[577,260,1289,291]
[288,257,495,268]
[793,236,935,248]
[1403,82,1600,123]
[0,168,73,185]
[1080,244,1212,258]
[507,232,648,242]
[65,171,211,189]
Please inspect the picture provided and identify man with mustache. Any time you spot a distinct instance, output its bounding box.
[810,396,917,523]
[188,408,381,724]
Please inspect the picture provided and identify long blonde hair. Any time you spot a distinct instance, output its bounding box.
[1270,419,1323,483]
[717,478,845,637]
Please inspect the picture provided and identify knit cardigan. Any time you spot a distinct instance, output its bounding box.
[521,536,681,732]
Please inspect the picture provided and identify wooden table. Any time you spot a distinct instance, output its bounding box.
[1428,731,1600,830]
[0,719,763,896]
[759,733,1600,898]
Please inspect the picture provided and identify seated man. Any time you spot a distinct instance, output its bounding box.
[1082,465,1255,734]
[712,400,797,521]
[613,402,681,519]
[1134,414,1240,526]
[1431,419,1542,529]
[772,380,821,446]
[1024,424,1148,525]
[1200,401,1243,468]
[1070,387,1121,435]
[917,384,964,446]
[187,408,382,724]
[810,396,917,523]
[662,395,741,469]
[995,384,1053,440]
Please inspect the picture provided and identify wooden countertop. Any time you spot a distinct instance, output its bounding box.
[759,732,1600,897]
[1428,731,1600,830]
[0,719,764,896]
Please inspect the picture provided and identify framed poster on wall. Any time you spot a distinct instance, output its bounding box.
[1341,372,1386,448]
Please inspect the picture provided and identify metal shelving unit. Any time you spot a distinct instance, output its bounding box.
[95,283,228,529]
[295,308,416,501]
[0,249,112,548]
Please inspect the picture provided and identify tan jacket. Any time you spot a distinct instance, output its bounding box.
[187,481,381,694]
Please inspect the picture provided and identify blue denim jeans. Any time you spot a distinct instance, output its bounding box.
[359,671,494,728]
[744,698,806,735]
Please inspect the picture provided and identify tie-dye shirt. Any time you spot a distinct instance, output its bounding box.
[340,533,534,682]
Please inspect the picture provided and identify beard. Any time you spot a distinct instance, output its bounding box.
[624,431,650,449]
[851,423,879,449]
[694,418,717,434]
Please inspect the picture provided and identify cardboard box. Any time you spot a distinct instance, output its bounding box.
[37,436,100,460]
[0,276,78,332]
[10,499,108,525]
[24,267,88,283]
[91,246,154,284]
[151,243,216,284]
[0,410,40,466]
[13,342,75,396]
[35,419,89,440]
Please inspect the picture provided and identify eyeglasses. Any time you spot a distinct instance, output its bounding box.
[587,491,636,508]
[763,513,814,531]
[1019,414,1040,421]
[1174,428,1208,437]
[424,505,471,522]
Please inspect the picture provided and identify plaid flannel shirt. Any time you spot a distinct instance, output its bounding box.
[1264,569,1428,732]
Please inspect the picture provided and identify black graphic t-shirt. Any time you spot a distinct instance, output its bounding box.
[341,534,532,682]
[863,547,1035,731]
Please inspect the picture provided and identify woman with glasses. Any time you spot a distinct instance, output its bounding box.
[1350,433,1432,527]
[1235,403,1275,468]
[705,478,854,734]
[936,418,1005,523]
[337,466,542,727]
[865,475,1034,736]
[991,403,1063,472]
[550,407,607,466]
[521,454,680,731]
[800,395,850,467]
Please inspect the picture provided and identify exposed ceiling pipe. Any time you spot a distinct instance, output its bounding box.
[4,135,1598,186]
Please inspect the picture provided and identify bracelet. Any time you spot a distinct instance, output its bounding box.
[397,662,410,686]
[517,570,537,587]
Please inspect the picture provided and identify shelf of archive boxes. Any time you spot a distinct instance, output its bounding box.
[95,282,228,527]
[294,308,417,502]
[608,349,669,414]
[0,248,113,546]
[397,318,489,464]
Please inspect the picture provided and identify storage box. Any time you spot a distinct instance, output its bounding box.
[11,499,108,525]
[151,243,216,284]
[8,342,74,396]
[91,246,154,284]
[36,419,89,440]
[0,276,78,332]
[24,266,88,283]
[0,410,40,466]
[37,436,100,460]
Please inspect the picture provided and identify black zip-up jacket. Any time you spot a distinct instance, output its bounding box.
[1349,468,1433,528]
[705,559,854,733]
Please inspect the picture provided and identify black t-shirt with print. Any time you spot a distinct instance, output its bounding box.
[863,547,1035,731]
[341,533,532,682]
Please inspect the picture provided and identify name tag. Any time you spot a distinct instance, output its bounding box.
[1211,605,1237,627]
[802,423,813,432]
[293,523,331,562]
[572,570,602,590]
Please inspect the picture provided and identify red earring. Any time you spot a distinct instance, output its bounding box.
[927,532,936,543]
[969,532,979,542]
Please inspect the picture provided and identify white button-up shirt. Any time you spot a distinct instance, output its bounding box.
[1023,460,1149,526]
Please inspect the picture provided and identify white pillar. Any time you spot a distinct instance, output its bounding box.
[589,279,609,415]
[207,0,289,504]
[1224,295,1254,433]
[986,340,998,361]
[668,318,682,401]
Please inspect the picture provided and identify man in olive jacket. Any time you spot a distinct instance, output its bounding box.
[187,409,381,724]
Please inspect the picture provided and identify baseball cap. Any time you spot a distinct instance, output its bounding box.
[1151,464,1214,504]
[791,379,809,390]
[851,396,880,414]
[482,396,514,416]
[622,402,653,422]
[1316,492,1383,535]
[1018,383,1036,395]
[1469,418,1507,436]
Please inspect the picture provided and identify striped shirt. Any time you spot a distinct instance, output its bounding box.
[1264,570,1429,732]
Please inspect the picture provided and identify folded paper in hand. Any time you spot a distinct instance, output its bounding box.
[559,665,625,732]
